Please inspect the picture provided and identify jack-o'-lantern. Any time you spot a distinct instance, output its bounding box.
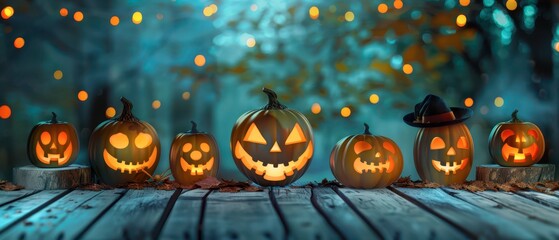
[488,110,545,167]
[404,94,474,185]
[27,112,79,168]
[330,123,403,188]
[89,97,161,185]
[170,121,220,185]
[230,88,314,186]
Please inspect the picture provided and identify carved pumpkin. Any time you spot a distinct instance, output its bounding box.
[27,112,79,168]
[330,123,403,188]
[414,124,474,184]
[170,121,220,185]
[89,97,161,185]
[230,88,314,186]
[488,110,545,167]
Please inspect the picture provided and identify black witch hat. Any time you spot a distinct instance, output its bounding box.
[403,94,473,128]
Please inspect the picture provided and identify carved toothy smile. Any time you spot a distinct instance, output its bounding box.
[353,156,394,174]
[103,147,158,174]
[234,141,313,181]
[180,157,214,176]
[431,159,468,175]
[502,144,537,163]
[35,143,72,165]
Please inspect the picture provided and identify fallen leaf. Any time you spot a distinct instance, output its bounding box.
[195,177,221,189]
[0,181,24,191]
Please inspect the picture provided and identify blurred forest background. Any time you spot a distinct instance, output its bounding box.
[0,0,558,184]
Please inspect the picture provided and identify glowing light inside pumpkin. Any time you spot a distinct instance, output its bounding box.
[110,16,120,26]
[200,143,210,152]
[246,37,256,48]
[59,8,68,17]
[135,133,153,148]
[110,133,129,149]
[311,103,321,114]
[2,6,14,19]
[394,0,403,9]
[0,105,11,119]
[105,107,116,118]
[152,100,161,109]
[53,70,63,80]
[378,4,388,14]
[456,14,467,27]
[194,55,206,67]
[464,97,474,107]
[403,64,413,74]
[182,91,191,100]
[132,12,142,24]
[369,94,380,104]
[494,97,504,107]
[506,0,517,11]
[74,11,84,22]
[77,90,88,101]
[14,37,24,49]
[341,107,351,118]
[309,6,319,20]
[285,123,307,145]
[344,11,354,22]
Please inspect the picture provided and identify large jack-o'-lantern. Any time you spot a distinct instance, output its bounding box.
[488,110,545,167]
[404,94,474,185]
[230,88,314,186]
[170,121,220,185]
[89,97,161,185]
[330,123,403,188]
[27,112,79,168]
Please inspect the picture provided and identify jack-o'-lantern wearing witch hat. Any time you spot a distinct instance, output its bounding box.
[403,94,474,185]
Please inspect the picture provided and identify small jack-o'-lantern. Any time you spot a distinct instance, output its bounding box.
[27,112,79,168]
[330,123,403,188]
[404,94,474,185]
[488,110,545,167]
[170,121,220,185]
[231,88,314,186]
[89,97,161,185]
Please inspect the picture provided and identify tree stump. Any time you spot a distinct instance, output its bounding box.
[13,164,92,190]
[476,164,555,184]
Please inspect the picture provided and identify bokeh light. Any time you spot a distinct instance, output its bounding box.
[0,105,11,119]
[403,64,413,74]
[309,6,319,20]
[494,97,504,107]
[77,90,88,101]
[110,16,120,26]
[182,91,191,100]
[480,105,489,115]
[13,37,24,49]
[506,0,517,11]
[194,55,206,67]
[59,8,68,17]
[341,107,351,118]
[152,100,161,109]
[344,11,354,22]
[105,107,116,118]
[456,14,467,27]
[554,42,559,52]
[369,94,380,104]
[464,97,474,107]
[132,11,142,24]
[311,103,321,114]
[378,4,388,14]
[246,37,256,48]
[394,0,403,9]
[73,11,84,22]
[459,0,471,6]
[1,6,14,20]
[53,70,63,80]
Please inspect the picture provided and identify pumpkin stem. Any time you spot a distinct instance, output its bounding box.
[188,121,199,133]
[509,109,521,123]
[363,123,372,135]
[262,87,287,110]
[50,112,58,123]
[117,97,139,122]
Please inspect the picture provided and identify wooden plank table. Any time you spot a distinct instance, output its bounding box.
[0,186,558,240]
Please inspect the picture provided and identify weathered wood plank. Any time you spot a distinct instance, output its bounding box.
[160,189,209,240]
[516,191,559,210]
[475,190,559,226]
[0,190,67,233]
[394,187,537,239]
[271,188,340,240]
[338,188,467,240]
[1,190,103,239]
[444,188,559,239]
[81,189,177,239]
[312,188,379,240]
[0,190,37,207]
[203,190,284,240]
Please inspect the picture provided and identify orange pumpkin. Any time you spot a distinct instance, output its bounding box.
[230,88,314,186]
[89,97,161,185]
[170,121,220,185]
[488,110,545,167]
[330,123,403,188]
[27,112,79,168]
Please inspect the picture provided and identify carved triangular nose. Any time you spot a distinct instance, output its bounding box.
[447,147,456,156]
[270,141,282,153]
[50,143,57,150]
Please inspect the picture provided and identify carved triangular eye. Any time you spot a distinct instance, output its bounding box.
[285,123,307,145]
[430,137,445,150]
[244,123,267,144]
